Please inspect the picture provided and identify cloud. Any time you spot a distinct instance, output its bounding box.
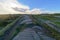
[0,0,54,14]
[30,8,41,14]
[0,0,30,14]
[30,8,54,14]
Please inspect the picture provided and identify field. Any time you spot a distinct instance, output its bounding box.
[0,14,60,40]
[32,14,60,40]
[33,14,60,28]
[0,14,20,30]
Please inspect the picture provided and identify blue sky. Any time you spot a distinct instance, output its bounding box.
[18,0,60,12]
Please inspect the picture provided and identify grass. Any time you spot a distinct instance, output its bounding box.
[53,22,60,25]
[52,22,60,28]
[32,15,60,40]
[35,14,60,27]
[0,14,21,36]
[36,15,58,21]
[0,14,21,29]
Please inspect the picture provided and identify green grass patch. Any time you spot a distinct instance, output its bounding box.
[32,15,60,40]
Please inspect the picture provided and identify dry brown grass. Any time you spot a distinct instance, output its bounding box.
[0,14,10,20]
[0,14,19,20]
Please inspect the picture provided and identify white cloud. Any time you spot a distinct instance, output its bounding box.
[30,8,54,14]
[0,0,30,14]
[0,0,54,14]
[30,8,41,14]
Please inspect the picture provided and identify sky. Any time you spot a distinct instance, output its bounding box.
[0,0,60,14]
[18,0,60,12]
[0,0,30,14]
